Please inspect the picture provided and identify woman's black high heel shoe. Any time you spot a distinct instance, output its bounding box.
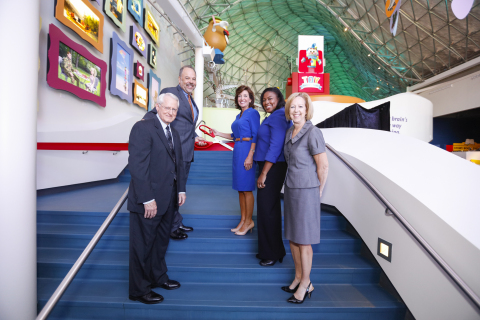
[287,282,313,304]
[281,283,299,293]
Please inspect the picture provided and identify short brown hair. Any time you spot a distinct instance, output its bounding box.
[285,92,314,121]
[234,85,255,110]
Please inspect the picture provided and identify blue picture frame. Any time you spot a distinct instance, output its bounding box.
[130,24,148,58]
[127,0,143,25]
[109,31,134,103]
[147,71,161,111]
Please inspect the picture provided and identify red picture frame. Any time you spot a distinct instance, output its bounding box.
[47,24,107,107]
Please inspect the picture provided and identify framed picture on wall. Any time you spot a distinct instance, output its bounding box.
[147,71,161,111]
[133,79,148,110]
[55,0,104,53]
[134,61,144,81]
[148,44,156,68]
[47,24,107,107]
[104,0,126,32]
[130,24,147,58]
[127,0,143,24]
[144,5,159,44]
[109,31,134,102]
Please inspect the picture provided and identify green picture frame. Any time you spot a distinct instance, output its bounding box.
[148,44,156,69]
[144,5,159,44]
[104,0,127,32]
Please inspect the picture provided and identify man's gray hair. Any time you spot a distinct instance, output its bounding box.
[179,65,196,77]
[156,92,179,106]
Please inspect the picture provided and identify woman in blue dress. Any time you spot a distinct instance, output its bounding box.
[213,86,260,235]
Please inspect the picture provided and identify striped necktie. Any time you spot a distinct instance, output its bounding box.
[188,94,194,121]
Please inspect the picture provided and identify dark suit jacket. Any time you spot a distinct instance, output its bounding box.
[143,85,198,162]
[127,116,186,215]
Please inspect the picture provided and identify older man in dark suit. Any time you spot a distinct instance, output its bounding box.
[143,65,204,240]
[128,93,186,304]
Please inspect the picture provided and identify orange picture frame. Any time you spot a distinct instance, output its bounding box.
[133,79,148,110]
[55,0,104,53]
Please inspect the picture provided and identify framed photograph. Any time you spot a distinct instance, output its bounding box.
[104,0,126,32]
[127,0,143,24]
[133,79,148,110]
[147,71,161,111]
[148,44,156,68]
[144,5,159,44]
[110,31,134,102]
[130,24,147,58]
[134,61,144,81]
[47,24,106,107]
[55,0,104,53]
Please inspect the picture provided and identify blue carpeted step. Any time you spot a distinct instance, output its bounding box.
[37,224,360,253]
[37,212,346,230]
[38,248,380,284]
[37,279,405,320]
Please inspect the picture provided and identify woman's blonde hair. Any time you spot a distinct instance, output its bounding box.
[90,67,97,77]
[285,92,314,121]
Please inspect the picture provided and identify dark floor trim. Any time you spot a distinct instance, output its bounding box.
[37,177,121,196]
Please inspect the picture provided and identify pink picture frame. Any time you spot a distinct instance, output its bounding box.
[47,24,107,107]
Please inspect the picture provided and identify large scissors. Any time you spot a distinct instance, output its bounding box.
[199,125,234,151]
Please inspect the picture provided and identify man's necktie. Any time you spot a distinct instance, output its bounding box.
[166,126,177,179]
[188,94,194,121]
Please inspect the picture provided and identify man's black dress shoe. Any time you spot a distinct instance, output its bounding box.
[178,224,194,232]
[170,229,188,240]
[155,279,181,290]
[259,257,283,267]
[129,291,164,304]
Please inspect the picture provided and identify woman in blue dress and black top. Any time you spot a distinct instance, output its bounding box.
[282,92,329,304]
[212,86,260,235]
[254,88,292,266]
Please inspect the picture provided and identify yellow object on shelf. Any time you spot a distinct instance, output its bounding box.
[453,142,480,152]
[470,159,480,165]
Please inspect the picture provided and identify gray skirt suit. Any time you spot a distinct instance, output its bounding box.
[283,121,326,245]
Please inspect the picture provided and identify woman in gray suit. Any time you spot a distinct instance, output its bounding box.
[282,92,329,304]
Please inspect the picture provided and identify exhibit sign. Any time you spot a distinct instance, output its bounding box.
[297,35,324,73]
[291,72,330,95]
[55,0,104,53]
[47,24,107,107]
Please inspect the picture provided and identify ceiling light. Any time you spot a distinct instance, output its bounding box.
[368,54,371,57]
[376,87,380,90]
[378,67,381,69]
[344,27,348,32]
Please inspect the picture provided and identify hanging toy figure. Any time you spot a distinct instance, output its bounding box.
[301,43,322,72]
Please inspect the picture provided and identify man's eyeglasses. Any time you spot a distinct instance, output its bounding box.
[156,104,178,113]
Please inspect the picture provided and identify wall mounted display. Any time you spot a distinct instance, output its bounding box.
[104,0,126,32]
[144,5,159,44]
[109,31,134,102]
[134,61,144,81]
[147,71,161,111]
[133,79,148,110]
[47,24,107,107]
[130,24,147,57]
[55,0,104,53]
[148,44,156,68]
[127,0,143,24]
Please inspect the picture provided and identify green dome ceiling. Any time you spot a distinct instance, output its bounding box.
[179,0,480,102]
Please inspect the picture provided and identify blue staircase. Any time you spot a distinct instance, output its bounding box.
[37,151,407,319]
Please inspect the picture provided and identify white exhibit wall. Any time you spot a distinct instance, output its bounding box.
[415,69,480,117]
[311,92,433,142]
[37,0,187,189]
[321,128,480,320]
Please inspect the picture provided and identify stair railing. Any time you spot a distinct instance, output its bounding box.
[326,143,480,310]
[36,188,129,320]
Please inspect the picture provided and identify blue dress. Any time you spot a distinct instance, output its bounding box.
[231,108,260,191]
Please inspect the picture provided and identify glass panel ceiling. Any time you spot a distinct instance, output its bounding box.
[180,0,480,102]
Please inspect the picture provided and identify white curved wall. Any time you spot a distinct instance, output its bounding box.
[312,92,433,142]
[37,1,186,189]
[321,128,480,320]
